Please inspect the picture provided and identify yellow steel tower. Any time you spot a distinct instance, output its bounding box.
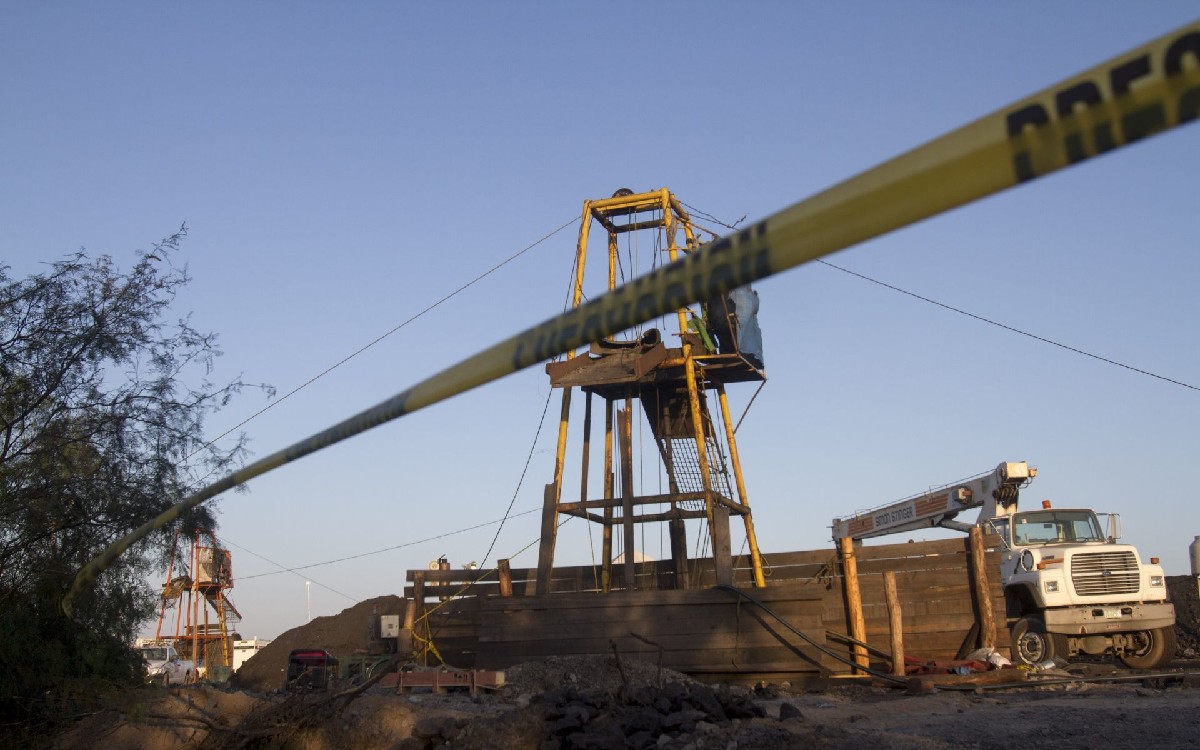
[534,188,767,594]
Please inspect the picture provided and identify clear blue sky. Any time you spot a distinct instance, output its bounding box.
[3,4,1197,640]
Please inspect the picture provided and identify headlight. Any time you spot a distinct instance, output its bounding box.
[1044,580,1059,593]
[1150,575,1164,587]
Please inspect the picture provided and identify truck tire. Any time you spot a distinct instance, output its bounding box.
[1011,616,1056,667]
[1119,626,1177,670]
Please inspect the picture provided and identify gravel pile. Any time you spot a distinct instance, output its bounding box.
[503,654,697,698]
[401,678,791,750]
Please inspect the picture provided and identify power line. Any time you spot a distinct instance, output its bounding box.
[196,216,579,456]
[817,258,1198,392]
[683,199,1195,393]
[236,508,542,581]
[218,535,359,602]
[214,220,580,594]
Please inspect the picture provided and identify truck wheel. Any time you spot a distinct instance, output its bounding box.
[1011,617,1056,667]
[159,673,171,688]
[1119,627,1177,670]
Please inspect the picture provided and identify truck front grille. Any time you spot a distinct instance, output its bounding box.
[1070,551,1140,596]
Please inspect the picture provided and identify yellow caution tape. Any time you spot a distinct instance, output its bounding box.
[63,22,1200,615]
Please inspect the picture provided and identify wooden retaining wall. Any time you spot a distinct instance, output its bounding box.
[404,535,1006,680]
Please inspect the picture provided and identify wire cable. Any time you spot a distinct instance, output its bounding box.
[476,385,555,570]
[817,258,1198,392]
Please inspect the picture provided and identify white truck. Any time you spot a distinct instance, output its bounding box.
[832,461,1176,669]
[139,644,195,686]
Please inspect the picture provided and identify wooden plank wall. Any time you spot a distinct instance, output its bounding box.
[405,535,1007,675]
[476,587,830,683]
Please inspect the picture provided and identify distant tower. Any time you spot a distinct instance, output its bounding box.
[535,188,767,593]
[155,531,241,680]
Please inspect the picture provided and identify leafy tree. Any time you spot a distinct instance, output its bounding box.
[0,227,268,736]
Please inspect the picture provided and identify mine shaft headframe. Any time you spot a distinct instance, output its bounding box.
[535,187,768,596]
[568,188,701,329]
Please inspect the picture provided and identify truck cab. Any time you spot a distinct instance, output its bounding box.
[986,504,1174,667]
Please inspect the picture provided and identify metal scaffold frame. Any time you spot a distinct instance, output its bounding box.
[535,188,767,594]
[153,531,242,681]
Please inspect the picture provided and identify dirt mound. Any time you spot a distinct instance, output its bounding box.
[1169,575,1200,656]
[231,595,405,693]
[54,684,262,750]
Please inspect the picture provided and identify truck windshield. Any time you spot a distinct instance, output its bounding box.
[140,647,168,661]
[1012,510,1105,545]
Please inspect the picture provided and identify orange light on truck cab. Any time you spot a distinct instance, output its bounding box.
[1041,500,1052,509]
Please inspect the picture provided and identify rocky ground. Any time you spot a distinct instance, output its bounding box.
[50,656,1200,750]
[42,575,1200,749]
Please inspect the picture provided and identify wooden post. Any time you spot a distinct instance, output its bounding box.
[402,598,416,631]
[535,483,558,594]
[411,570,427,666]
[839,537,870,673]
[884,571,905,677]
[969,527,997,649]
[669,517,690,590]
[601,399,614,593]
[400,598,416,660]
[498,559,513,598]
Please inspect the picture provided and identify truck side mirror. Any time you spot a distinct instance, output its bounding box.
[1105,513,1122,542]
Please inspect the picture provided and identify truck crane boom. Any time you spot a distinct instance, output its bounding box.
[831,461,1036,541]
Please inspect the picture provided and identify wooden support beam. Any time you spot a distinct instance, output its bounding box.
[839,537,870,673]
[556,490,708,512]
[884,571,904,677]
[712,504,733,586]
[579,393,592,511]
[619,405,636,590]
[969,526,996,649]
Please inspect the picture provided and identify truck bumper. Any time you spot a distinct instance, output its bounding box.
[1044,602,1175,634]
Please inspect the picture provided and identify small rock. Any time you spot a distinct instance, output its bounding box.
[778,702,804,722]
[551,714,584,735]
[662,709,707,730]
